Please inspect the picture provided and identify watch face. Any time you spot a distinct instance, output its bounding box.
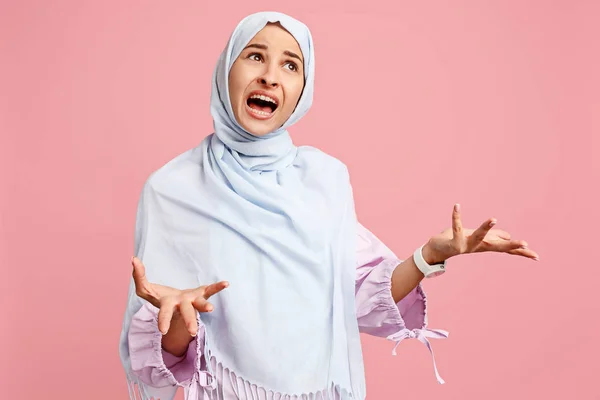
[427,269,446,278]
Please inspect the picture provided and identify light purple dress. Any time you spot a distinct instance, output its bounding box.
[127,222,448,399]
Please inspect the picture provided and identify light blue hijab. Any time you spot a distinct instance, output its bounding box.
[119,11,365,399]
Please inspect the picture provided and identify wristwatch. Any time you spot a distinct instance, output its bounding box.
[413,245,446,278]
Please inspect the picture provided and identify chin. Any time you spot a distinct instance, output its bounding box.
[242,121,274,136]
[237,107,284,136]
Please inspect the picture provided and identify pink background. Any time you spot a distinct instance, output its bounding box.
[1,1,598,399]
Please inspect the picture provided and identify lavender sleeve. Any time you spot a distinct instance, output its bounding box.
[128,302,201,387]
[354,221,449,384]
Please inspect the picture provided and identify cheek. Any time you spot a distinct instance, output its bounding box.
[228,81,240,107]
[228,65,248,107]
[284,79,305,111]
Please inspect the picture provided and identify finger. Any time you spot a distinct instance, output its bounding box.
[132,256,147,284]
[132,257,152,298]
[485,239,528,253]
[157,299,176,335]
[192,296,215,313]
[470,218,497,245]
[203,281,229,299]
[452,204,463,238]
[507,247,539,260]
[179,300,199,337]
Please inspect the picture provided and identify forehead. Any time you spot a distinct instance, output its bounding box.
[247,23,302,55]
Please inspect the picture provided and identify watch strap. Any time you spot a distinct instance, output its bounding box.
[413,245,446,278]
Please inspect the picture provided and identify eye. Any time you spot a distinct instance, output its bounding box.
[284,61,299,72]
[248,53,263,62]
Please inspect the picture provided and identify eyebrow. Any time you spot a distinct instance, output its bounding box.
[243,43,304,64]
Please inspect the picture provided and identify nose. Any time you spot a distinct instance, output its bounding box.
[257,63,279,88]
[258,77,278,88]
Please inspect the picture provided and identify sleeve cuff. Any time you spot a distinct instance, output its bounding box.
[356,257,427,336]
[128,302,199,386]
[355,257,449,384]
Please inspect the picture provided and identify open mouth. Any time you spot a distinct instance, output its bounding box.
[245,92,279,118]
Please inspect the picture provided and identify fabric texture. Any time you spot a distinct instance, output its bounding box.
[120,10,367,399]
[126,223,449,399]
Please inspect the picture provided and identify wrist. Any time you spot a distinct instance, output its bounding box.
[422,242,446,265]
[160,315,194,357]
[161,328,194,357]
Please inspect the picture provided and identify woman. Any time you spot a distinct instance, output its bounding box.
[118,11,538,400]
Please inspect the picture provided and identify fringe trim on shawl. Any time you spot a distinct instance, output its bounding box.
[195,328,357,400]
[199,356,355,400]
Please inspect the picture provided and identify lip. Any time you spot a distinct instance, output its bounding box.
[245,102,275,120]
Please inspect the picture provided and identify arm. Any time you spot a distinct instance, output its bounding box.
[389,242,443,302]
[390,255,424,304]
[390,236,446,302]
[355,221,430,335]
[355,221,448,384]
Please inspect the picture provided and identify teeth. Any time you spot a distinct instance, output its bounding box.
[248,106,272,116]
[250,94,277,105]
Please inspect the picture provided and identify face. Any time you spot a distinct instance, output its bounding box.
[228,23,305,136]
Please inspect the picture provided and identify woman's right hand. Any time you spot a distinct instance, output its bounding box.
[131,256,229,337]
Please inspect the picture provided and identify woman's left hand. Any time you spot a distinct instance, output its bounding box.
[422,203,540,264]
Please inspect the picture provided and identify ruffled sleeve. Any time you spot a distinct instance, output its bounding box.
[355,221,449,384]
[128,302,200,387]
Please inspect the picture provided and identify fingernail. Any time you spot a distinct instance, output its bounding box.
[489,220,496,227]
[455,203,460,212]
[131,256,134,262]
[160,329,168,335]
[533,256,539,261]
[191,332,197,337]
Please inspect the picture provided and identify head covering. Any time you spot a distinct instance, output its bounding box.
[119,11,365,399]
[209,11,314,172]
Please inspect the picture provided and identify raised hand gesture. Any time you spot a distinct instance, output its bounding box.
[422,204,539,264]
[131,256,229,338]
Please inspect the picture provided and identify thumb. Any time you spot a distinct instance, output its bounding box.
[132,256,149,289]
